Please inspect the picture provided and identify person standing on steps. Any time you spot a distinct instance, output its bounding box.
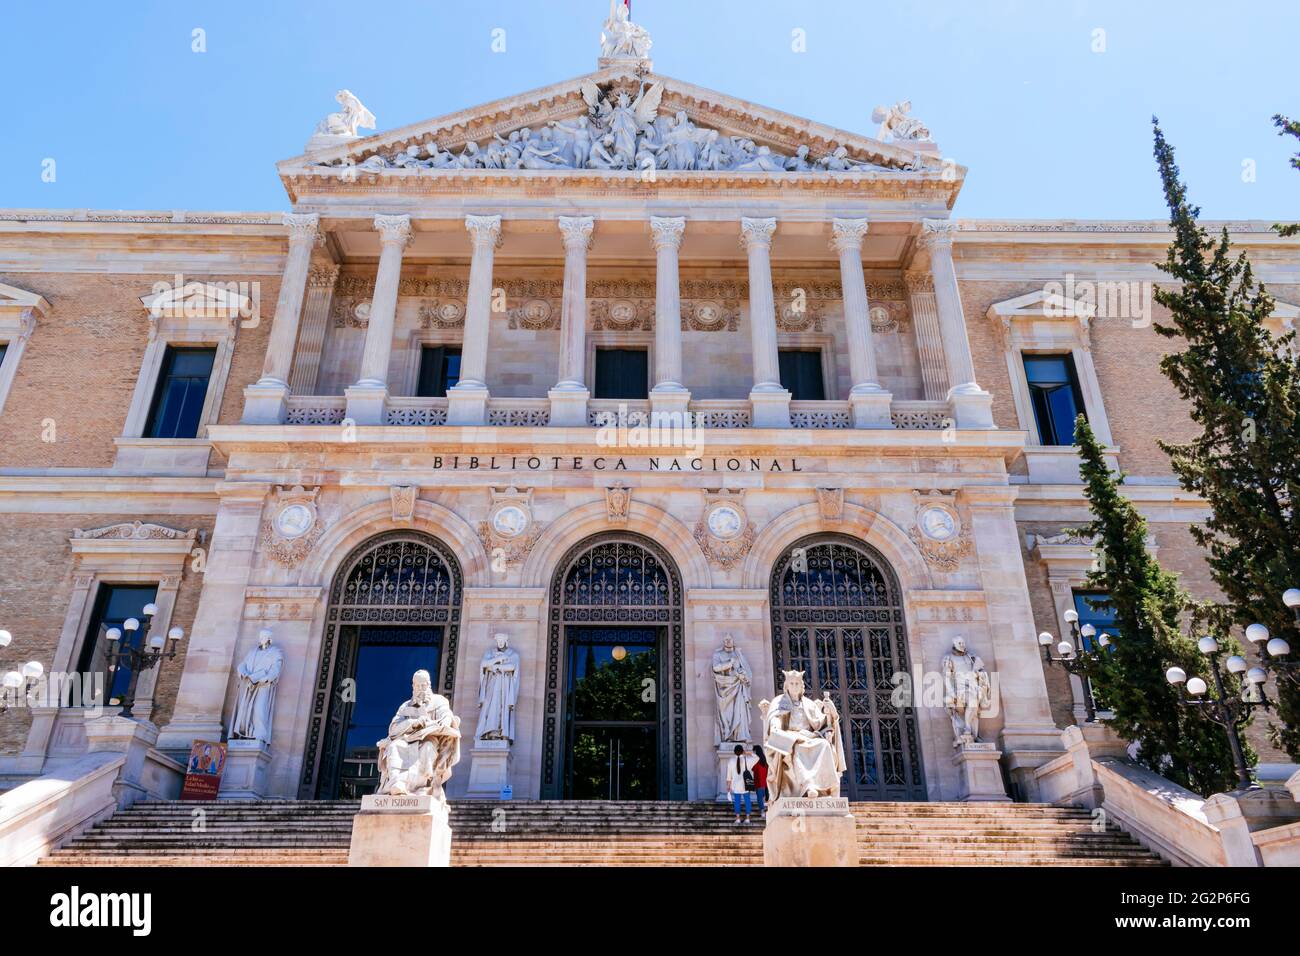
[727,743,753,824]
[750,743,768,818]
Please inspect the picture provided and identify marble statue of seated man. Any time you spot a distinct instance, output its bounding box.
[375,669,461,800]
[760,670,847,799]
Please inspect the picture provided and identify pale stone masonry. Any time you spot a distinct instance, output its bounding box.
[0,54,1296,808]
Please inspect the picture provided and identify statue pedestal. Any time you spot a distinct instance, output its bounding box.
[762,796,859,867]
[951,739,1011,802]
[466,739,512,797]
[348,794,451,867]
[220,739,271,799]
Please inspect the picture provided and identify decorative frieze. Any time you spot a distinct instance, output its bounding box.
[72,522,196,541]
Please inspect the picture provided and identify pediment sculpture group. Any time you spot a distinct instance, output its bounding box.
[317,78,922,175]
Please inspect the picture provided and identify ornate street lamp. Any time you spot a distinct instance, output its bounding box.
[0,629,45,716]
[1242,588,1300,687]
[102,603,184,719]
[1165,634,1267,791]
[1038,608,1113,722]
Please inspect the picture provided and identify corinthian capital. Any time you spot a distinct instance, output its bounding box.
[830,218,870,253]
[465,214,503,249]
[649,216,686,251]
[374,214,412,247]
[283,212,321,245]
[739,217,777,251]
[918,218,957,251]
[558,215,595,251]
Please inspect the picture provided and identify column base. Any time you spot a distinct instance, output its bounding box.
[466,739,513,797]
[749,387,792,428]
[849,385,894,429]
[446,383,489,426]
[548,386,590,427]
[241,381,290,425]
[220,739,272,799]
[649,384,692,423]
[344,383,389,426]
[950,738,1011,802]
[348,794,452,867]
[947,383,995,429]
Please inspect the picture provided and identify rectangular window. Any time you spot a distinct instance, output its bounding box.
[144,346,216,439]
[1071,590,1118,652]
[0,343,7,369]
[416,345,462,397]
[76,583,159,706]
[779,349,826,401]
[1024,353,1086,445]
[594,348,649,399]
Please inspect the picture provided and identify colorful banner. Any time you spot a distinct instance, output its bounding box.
[179,740,227,800]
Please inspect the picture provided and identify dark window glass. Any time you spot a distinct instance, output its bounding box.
[779,349,826,401]
[145,346,216,439]
[1024,354,1087,445]
[594,348,648,399]
[416,345,462,397]
[76,583,159,705]
[1072,590,1119,652]
[0,343,8,369]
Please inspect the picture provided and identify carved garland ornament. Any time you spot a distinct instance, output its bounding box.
[261,486,326,568]
[73,521,197,541]
[694,490,756,570]
[907,490,973,572]
[477,487,545,568]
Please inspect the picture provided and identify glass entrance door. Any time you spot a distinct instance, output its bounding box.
[334,625,442,799]
[564,626,660,800]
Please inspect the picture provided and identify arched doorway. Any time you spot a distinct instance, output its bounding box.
[541,533,687,800]
[768,533,926,801]
[299,531,463,799]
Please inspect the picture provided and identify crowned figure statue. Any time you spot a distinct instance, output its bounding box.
[759,670,847,799]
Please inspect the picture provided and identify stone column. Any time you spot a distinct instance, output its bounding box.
[446,214,501,426]
[918,218,993,428]
[345,214,412,425]
[649,216,689,420]
[740,217,790,428]
[904,271,948,402]
[549,216,595,427]
[156,483,268,758]
[831,218,892,428]
[288,263,339,395]
[242,212,319,424]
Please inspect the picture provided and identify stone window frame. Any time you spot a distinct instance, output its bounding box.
[986,289,1114,448]
[0,282,49,419]
[776,331,836,400]
[586,330,655,398]
[120,284,247,441]
[16,523,197,773]
[399,328,464,397]
[1030,531,1156,724]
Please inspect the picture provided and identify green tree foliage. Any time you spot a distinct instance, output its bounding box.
[1072,415,1245,795]
[1150,120,1300,759]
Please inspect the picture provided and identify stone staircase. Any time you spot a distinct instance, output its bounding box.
[38,799,1166,867]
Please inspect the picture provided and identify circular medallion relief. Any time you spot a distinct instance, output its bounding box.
[607,299,638,326]
[521,299,552,326]
[435,301,463,323]
[353,301,372,324]
[706,505,744,540]
[491,505,529,539]
[274,503,315,539]
[918,506,958,542]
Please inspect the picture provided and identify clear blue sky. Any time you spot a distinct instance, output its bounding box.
[2,0,1295,219]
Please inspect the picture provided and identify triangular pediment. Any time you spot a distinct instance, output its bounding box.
[141,281,251,319]
[0,281,49,316]
[278,67,958,200]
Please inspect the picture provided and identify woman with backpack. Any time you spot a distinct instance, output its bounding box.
[727,743,753,824]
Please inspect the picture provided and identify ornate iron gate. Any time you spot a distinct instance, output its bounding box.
[769,534,926,801]
[300,531,463,798]
[541,533,687,800]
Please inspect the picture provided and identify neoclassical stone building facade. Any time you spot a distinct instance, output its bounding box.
[1,30,1296,806]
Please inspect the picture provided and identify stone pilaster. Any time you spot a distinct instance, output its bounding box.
[346,214,412,425]
[831,218,892,428]
[288,263,339,395]
[905,271,948,402]
[649,216,689,419]
[918,219,994,428]
[740,217,790,428]
[549,216,595,427]
[447,214,501,426]
[243,212,319,423]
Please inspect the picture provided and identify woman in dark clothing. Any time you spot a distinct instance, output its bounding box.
[750,743,769,816]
